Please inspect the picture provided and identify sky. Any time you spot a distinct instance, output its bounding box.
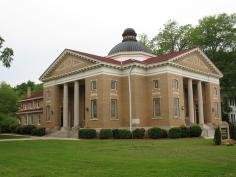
[0,0,235,86]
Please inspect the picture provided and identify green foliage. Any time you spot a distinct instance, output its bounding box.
[0,36,14,68]
[180,126,191,137]
[32,128,46,136]
[118,129,132,139]
[79,129,97,139]
[169,127,182,139]
[20,125,36,135]
[0,82,18,115]
[161,129,168,138]
[99,129,113,139]
[0,113,16,133]
[14,81,43,98]
[190,125,202,137]
[148,127,166,139]
[132,128,145,139]
[230,125,236,140]
[112,129,120,139]
[214,127,222,145]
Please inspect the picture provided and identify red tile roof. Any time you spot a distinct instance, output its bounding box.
[67,49,121,65]
[142,48,194,64]
[20,92,43,102]
[68,48,195,66]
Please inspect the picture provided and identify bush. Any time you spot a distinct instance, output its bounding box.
[79,129,96,139]
[230,125,236,140]
[16,126,24,134]
[161,129,168,138]
[100,129,113,139]
[190,125,202,137]
[112,129,120,139]
[148,127,165,139]
[0,113,16,133]
[9,124,19,133]
[32,128,46,136]
[132,128,145,139]
[214,126,221,145]
[180,126,190,137]
[169,127,182,138]
[21,125,36,135]
[118,129,132,139]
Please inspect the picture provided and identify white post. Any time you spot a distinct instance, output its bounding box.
[188,79,195,124]
[128,65,134,131]
[63,83,69,129]
[197,81,204,124]
[74,81,79,128]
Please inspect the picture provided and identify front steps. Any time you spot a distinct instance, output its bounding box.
[46,129,78,138]
[201,124,215,138]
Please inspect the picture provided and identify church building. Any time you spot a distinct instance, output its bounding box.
[39,28,223,136]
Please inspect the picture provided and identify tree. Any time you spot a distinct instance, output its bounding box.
[0,36,14,67]
[14,81,43,98]
[0,82,18,115]
[191,13,236,60]
[214,127,222,145]
[150,20,193,55]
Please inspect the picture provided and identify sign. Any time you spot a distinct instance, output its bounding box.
[221,127,228,140]
[132,118,140,125]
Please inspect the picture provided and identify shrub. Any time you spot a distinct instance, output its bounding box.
[180,126,190,137]
[161,129,168,138]
[230,125,236,140]
[32,128,46,136]
[9,124,19,133]
[100,129,113,139]
[21,125,36,135]
[16,126,24,134]
[214,126,221,145]
[148,127,164,139]
[79,129,96,139]
[0,113,16,133]
[112,129,120,139]
[132,128,145,139]
[169,127,182,139]
[118,129,132,139]
[190,125,202,137]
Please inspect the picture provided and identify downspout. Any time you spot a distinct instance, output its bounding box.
[128,65,134,132]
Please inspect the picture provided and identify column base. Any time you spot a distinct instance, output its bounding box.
[61,127,70,131]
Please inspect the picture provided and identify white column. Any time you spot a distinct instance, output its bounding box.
[188,79,195,124]
[74,81,79,128]
[63,83,69,129]
[197,81,204,124]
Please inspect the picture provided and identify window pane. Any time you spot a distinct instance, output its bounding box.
[91,99,97,118]
[153,80,159,89]
[111,80,117,90]
[111,99,117,118]
[91,81,97,90]
[174,98,180,117]
[153,98,160,117]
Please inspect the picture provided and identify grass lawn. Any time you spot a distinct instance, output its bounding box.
[0,134,29,139]
[0,138,235,177]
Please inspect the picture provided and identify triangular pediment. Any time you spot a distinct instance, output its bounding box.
[47,53,95,78]
[40,49,100,80]
[171,49,222,76]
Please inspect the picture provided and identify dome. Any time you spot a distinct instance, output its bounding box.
[108,28,152,55]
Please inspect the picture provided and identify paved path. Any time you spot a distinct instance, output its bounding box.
[0,134,80,142]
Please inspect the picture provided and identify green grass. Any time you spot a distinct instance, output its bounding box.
[0,138,235,177]
[0,134,29,139]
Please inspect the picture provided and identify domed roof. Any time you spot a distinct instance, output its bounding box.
[108,28,152,55]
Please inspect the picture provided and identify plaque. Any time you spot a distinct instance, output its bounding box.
[221,127,228,140]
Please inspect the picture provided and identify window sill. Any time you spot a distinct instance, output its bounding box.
[110,118,119,121]
[152,117,162,119]
[90,118,98,121]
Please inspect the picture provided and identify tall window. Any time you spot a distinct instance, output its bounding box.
[91,99,97,119]
[111,80,117,90]
[29,115,33,125]
[111,99,118,119]
[214,87,218,96]
[91,80,97,91]
[38,114,41,125]
[172,79,178,89]
[153,98,161,117]
[212,102,219,118]
[153,80,159,89]
[174,98,180,118]
[46,105,51,121]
